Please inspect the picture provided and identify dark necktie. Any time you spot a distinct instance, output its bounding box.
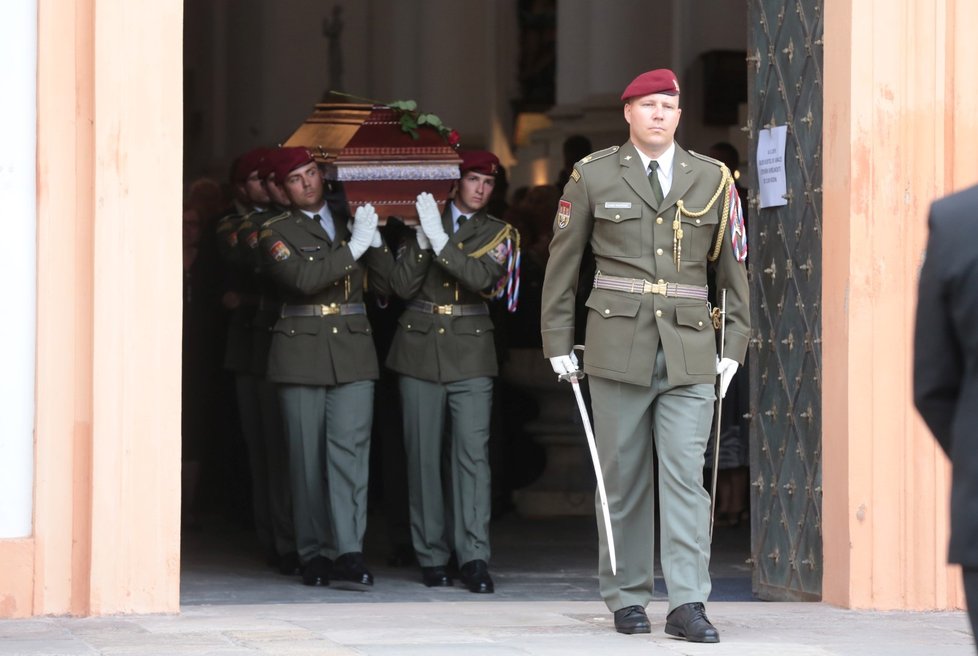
[456,215,468,232]
[648,161,663,204]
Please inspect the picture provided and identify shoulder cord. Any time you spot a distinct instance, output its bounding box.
[667,165,732,268]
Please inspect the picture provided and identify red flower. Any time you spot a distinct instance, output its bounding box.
[447,129,461,147]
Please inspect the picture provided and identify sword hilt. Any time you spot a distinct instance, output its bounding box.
[558,370,585,383]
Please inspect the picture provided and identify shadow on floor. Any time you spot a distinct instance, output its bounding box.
[180,512,754,605]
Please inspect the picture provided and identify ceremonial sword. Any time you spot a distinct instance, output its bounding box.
[709,288,727,539]
[559,348,617,575]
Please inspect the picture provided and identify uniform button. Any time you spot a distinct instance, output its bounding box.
[614,214,620,220]
[329,302,337,308]
[458,243,464,249]
[308,257,314,261]
[475,329,481,334]
[698,321,703,327]
[656,217,663,224]
[407,324,412,329]
[332,327,339,334]
[695,218,701,224]
[604,308,610,315]
[437,327,446,335]
[443,282,450,288]
[334,281,339,286]
[657,279,664,284]
[289,329,295,335]
[655,310,662,318]
[656,248,663,255]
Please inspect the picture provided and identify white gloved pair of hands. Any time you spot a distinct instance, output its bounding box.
[415,192,449,254]
[348,204,383,260]
[549,351,739,398]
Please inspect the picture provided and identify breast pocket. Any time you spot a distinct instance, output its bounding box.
[679,208,720,261]
[592,204,644,258]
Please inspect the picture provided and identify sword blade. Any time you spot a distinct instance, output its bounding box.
[569,376,617,575]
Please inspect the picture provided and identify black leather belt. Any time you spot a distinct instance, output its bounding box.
[280,302,366,318]
[406,299,489,316]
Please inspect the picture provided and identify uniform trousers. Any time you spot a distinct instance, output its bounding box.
[278,381,374,563]
[589,347,715,613]
[236,374,272,554]
[256,377,295,556]
[399,375,493,567]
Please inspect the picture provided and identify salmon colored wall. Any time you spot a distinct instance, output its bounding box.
[823,0,978,609]
[0,0,183,617]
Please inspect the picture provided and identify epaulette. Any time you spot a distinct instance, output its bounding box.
[688,150,727,170]
[579,145,620,165]
[260,210,292,229]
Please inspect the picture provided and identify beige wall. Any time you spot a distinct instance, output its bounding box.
[0,0,183,617]
[823,0,978,609]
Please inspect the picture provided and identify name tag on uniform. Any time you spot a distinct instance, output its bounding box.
[604,201,632,209]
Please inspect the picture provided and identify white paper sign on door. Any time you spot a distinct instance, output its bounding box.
[757,125,788,209]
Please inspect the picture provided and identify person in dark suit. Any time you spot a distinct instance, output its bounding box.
[541,69,750,642]
[913,182,978,644]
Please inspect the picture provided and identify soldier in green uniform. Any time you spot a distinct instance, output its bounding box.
[387,151,519,593]
[258,146,394,590]
[541,69,749,642]
[214,147,277,563]
[233,148,300,576]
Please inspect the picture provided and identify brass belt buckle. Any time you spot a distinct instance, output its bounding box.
[321,303,340,316]
[436,304,453,315]
[647,281,667,296]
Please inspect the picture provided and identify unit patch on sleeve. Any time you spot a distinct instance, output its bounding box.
[269,240,292,262]
[556,200,572,229]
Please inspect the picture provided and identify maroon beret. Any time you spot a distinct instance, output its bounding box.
[271,146,315,184]
[459,150,500,177]
[232,147,270,183]
[256,148,280,181]
[620,68,681,102]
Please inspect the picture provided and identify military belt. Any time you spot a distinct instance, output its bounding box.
[593,272,709,301]
[406,299,489,316]
[279,302,366,318]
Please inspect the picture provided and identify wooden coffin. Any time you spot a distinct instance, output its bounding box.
[283,102,461,224]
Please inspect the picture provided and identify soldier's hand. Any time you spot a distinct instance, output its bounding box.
[349,204,379,259]
[549,352,579,377]
[717,357,739,398]
[414,225,431,250]
[415,192,448,254]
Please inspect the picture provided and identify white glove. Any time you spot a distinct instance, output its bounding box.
[349,204,379,260]
[549,352,580,376]
[416,192,448,254]
[414,225,431,250]
[717,357,739,398]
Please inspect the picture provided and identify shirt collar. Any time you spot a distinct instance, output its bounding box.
[635,142,676,179]
[300,204,329,220]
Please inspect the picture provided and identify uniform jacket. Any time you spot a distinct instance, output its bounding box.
[541,141,750,387]
[258,201,394,386]
[386,206,510,383]
[913,183,978,567]
[237,206,287,376]
[215,209,259,373]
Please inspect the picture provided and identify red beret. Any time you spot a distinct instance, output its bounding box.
[459,150,500,177]
[232,147,270,183]
[271,146,315,184]
[620,68,681,102]
[256,148,279,181]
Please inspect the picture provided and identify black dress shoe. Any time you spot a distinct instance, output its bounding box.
[613,605,651,635]
[459,559,494,593]
[301,555,331,587]
[420,566,453,587]
[278,551,301,576]
[331,552,374,591]
[665,602,720,643]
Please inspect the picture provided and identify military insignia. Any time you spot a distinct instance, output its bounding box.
[727,185,748,262]
[489,242,508,265]
[260,229,274,239]
[225,231,238,248]
[556,200,572,229]
[570,169,581,183]
[680,162,688,168]
[245,231,259,249]
[624,155,632,161]
[269,240,291,262]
